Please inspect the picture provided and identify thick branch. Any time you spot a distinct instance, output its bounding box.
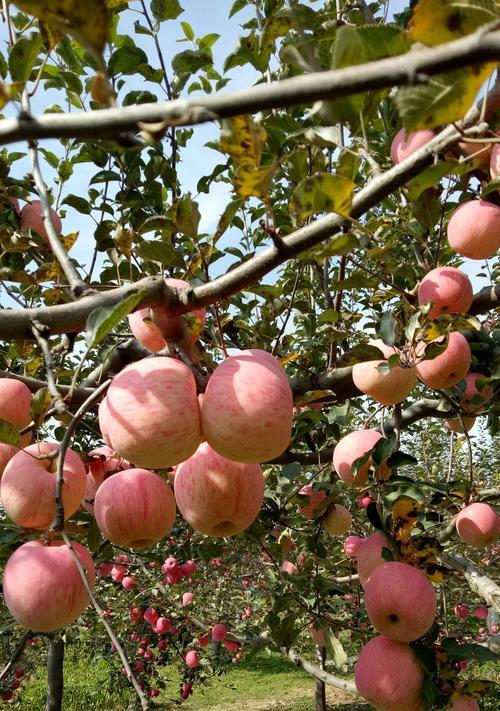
[286,649,357,694]
[441,551,500,613]
[0,28,499,144]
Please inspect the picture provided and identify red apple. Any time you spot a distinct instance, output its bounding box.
[445,417,476,434]
[352,351,417,406]
[357,533,394,587]
[355,636,424,711]
[417,267,473,319]
[472,605,488,620]
[333,429,391,487]
[212,624,228,641]
[101,356,201,468]
[201,349,293,463]
[94,468,176,548]
[20,200,62,242]
[1,442,86,529]
[343,535,364,559]
[447,200,500,259]
[448,695,480,711]
[453,604,469,619]
[455,502,499,548]
[416,331,471,390]
[459,372,493,413]
[490,143,500,178]
[174,442,264,537]
[282,560,299,575]
[3,539,95,631]
[309,623,326,646]
[364,562,436,642]
[390,128,435,164]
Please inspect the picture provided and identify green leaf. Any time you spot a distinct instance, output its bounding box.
[441,638,500,662]
[180,21,194,41]
[171,49,212,75]
[90,170,121,184]
[0,418,20,445]
[135,240,179,265]
[30,387,51,430]
[9,33,43,82]
[108,45,148,75]
[62,195,92,214]
[151,0,183,22]
[379,313,397,347]
[86,517,102,553]
[213,199,243,244]
[58,159,73,182]
[387,451,418,468]
[229,0,247,18]
[325,631,348,669]
[407,159,481,201]
[395,64,496,131]
[282,462,301,480]
[86,289,147,348]
[482,175,500,198]
[176,194,200,239]
[290,173,354,222]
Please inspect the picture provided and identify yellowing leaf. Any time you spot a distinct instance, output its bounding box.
[392,496,422,541]
[12,0,110,56]
[396,63,496,131]
[39,19,64,50]
[233,160,277,200]
[409,0,499,46]
[0,82,24,109]
[60,231,78,252]
[401,536,446,583]
[105,0,127,6]
[220,116,267,169]
[290,173,354,222]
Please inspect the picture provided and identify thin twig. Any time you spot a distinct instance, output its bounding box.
[51,379,111,530]
[31,321,66,415]
[0,630,32,681]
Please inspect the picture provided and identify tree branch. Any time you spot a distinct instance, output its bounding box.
[440,551,500,613]
[286,648,357,694]
[0,28,499,145]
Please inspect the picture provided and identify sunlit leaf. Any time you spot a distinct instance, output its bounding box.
[86,289,147,348]
[409,0,499,46]
[176,194,200,239]
[220,116,267,169]
[290,173,354,222]
[0,418,20,446]
[233,160,277,200]
[392,496,422,541]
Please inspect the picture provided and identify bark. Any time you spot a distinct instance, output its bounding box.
[440,551,500,613]
[315,645,327,711]
[45,637,64,711]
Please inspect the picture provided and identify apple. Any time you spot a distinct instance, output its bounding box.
[472,605,488,620]
[1,442,86,529]
[94,468,176,548]
[352,347,417,405]
[128,277,206,352]
[455,502,499,548]
[453,604,469,619]
[445,417,476,434]
[101,356,201,469]
[155,617,172,634]
[3,539,95,631]
[416,331,471,390]
[180,560,197,576]
[447,200,500,259]
[323,504,352,536]
[358,494,374,508]
[282,560,299,575]
[200,349,293,463]
[490,143,500,178]
[212,624,228,641]
[343,535,364,558]
[390,128,435,164]
[355,636,424,711]
[0,378,32,430]
[357,533,394,587]
[333,429,391,487]
[182,592,193,606]
[459,372,493,412]
[364,562,436,642]
[309,623,326,646]
[224,640,241,653]
[83,446,131,514]
[448,695,480,711]
[122,576,136,590]
[417,267,473,319]
[181,682,192,699]
[162,557,178,573]
[174,442,264,537]
[0,444,21,480]
[20,200,62,242]
[298,484,327,517]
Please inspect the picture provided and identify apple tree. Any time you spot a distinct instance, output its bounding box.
[0,1,499,710]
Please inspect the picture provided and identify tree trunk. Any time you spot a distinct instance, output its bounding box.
[315,645,326,711]
[45,637,64,711]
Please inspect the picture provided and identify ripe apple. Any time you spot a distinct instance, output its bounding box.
[94,468,176,548]
[162,556,178,573]
[364,562,436,642]
[212,624,228,641]
[1,442,86,529]
[455,502,499,548]
[200,349,293,463]
[490,143,500,178]
[182,592,193,606]
[155,617,172,634]
[298,484,327,517]
[3,539,95,631]
[447,200,500,259]
[358,494,374,508]
[352,352,417,406]
[122,576,136,590]
[185,650,200,669]
[128,277,206,352]
[309,623,326,646]
[445,416,476,434]
[459,372,493,413]
[472,605,488,620]
[333,429,391,487]
[180,560,197,576]
[390,128,435,164]
[416,331,471,390]
[355,635,424,711]
[448,695,480,711]
[417,267,473,319]
[0,378,32,430]
[174,442,264,537]
[101,356,201,468]
[453,604,469,619]
[357,533,394,587]
[343,535,364,558]
[323,504,352,536]
[282,560,299,575]
[20,200,62,242]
